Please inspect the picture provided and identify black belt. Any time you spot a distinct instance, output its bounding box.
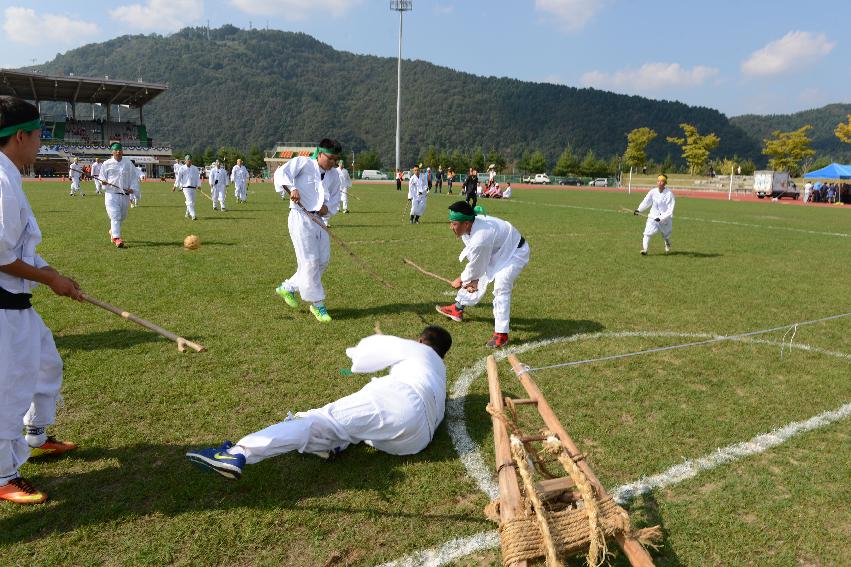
[517,236,526,248]
[0,286,32,310]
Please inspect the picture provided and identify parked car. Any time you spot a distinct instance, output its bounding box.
[522,173,550,184]
[361,169,388,180]
[589,178,608,187]
[561,177,583,186]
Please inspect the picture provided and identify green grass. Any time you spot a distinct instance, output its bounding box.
[1,181,849,566]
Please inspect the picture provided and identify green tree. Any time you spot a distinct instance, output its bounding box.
[216,146,245,168]
[834,114,851,145]
[623,127,657,171]
[470,148,486,171]
[420,145,440,168]
[446,149,468,173]
[246,145,265,176]
[527,150,548,173]
[202,147,216,167]
[552,147,579,176]
[666,123,720,174]
[356,149,382,171]
[578,150,606,177]
[762,125,815,176]
[486,148,506,172]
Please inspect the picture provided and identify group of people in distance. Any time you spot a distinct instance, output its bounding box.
[172,155,253,220]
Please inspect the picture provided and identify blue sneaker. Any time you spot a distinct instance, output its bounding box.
[185,441,246,480]
[309,304,332,322]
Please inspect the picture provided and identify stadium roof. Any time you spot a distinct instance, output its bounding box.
[0,69,167,108]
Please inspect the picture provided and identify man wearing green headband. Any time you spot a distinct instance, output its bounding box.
[0,96,83,504]
[436,201,530,348]
[98,140,139,247]
[272,138,343,322]
[634,174,675,255]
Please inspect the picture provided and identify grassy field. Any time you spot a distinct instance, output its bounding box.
[1,180,849,566]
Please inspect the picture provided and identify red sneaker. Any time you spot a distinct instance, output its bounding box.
[112,237,126,248]
[30,436,77,458]
[486,332,509,348]
[435,304,464,322]
[0,477,47,504]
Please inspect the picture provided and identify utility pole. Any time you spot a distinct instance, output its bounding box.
[390,1,412,174]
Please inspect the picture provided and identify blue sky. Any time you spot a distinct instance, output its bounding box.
[2,0,849,117]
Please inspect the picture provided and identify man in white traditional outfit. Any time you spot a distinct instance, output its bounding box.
[407,165,427,224]
[208,160,228,211]
[338,160,352,214]
[231,158,249,204]
[91,158,103,195]
[172,159,182,191]
[0,96,82,505]
[175,155,201,220]
[98,142,139,248]
[68,157,84,196]
[634,174,675,255]
[185,325,452,480]
[272,138,342,323]
[436,201,530,348]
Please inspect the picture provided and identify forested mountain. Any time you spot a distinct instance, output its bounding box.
[731,104,851,162]
[31,25,763,166]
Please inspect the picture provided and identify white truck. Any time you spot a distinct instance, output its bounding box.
[522,173,550,184]
[753,171,799,200]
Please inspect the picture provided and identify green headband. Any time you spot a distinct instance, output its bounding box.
[448,210,476,222]
[110,142,122,150]
[311,146,340,159]
[0,117,42,138]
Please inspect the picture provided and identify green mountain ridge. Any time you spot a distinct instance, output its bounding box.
[26,25,849,167]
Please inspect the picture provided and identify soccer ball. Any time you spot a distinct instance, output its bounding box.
[183,234,200,250]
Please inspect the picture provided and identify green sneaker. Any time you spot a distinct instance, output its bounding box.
[275,285,298,308]
[309,304,332,323]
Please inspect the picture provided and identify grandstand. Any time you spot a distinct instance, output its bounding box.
[264,142,316,174]
[0,69,173,178]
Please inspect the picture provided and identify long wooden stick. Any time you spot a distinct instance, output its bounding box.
[619,206,648,218]
[507,355,655,567]
[280,185,393,288]
[82,293,207,353]
[402,257,453,285]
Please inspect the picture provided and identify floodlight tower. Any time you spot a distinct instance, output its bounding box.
[391,1,412,174]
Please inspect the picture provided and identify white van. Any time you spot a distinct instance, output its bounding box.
[361,169,388,180]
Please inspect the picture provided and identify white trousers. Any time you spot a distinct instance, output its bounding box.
[183,188,197,218]
[211,185,226,209]
[104,192,129,238]
[456,243,530,333]
[282,209,330,303]
[130,186,141,205]
[0,308,63,482]
[643,218,672,241]
[341,188,349,211]
[234,181,247,201]
[70,177,81,194]
[94,180,103,194]
[410,193,427,216]
[233,381,432,464]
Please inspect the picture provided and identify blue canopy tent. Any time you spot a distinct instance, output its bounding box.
[803,163,851,203]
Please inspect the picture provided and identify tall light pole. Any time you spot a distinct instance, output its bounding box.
[390,1,412,174]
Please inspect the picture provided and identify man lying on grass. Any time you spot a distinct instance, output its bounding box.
[186,326,452,479]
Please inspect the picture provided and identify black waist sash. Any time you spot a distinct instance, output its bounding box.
[0,286,32,309]
[517,235,526,248]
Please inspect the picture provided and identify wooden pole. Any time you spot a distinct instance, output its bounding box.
[507,355,655,567]
[402,257,453,285]
[82,293,206,353]
[486,355,528,567]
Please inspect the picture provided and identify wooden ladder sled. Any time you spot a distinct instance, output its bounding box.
[485,354,659,567]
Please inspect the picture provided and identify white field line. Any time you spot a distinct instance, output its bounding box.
[510,199,850,238]
[378,401,851,567]
[378,326,851,567]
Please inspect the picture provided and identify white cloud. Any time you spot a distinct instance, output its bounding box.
[535,0,606,32]
[3,7,98,45]
[741,31,834,77]
[229,0,359,19]
[433,3,455,15]
[580,62,719,92]
[110,0,204,32]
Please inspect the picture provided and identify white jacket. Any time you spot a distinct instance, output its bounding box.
[637,187,675,221]
[459,215,523,282]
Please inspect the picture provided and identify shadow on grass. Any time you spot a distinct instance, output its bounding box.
[609,492,684,567]
[662,251,722,258]
[129,240,237,248]
[53,329,166,351]
[0,435,488,545]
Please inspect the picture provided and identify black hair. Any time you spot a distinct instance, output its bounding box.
[448,201,476,217]
[419,325,452,359]
[318,138,342,156]
[0,96,39,147]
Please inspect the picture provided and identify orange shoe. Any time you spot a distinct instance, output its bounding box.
[30,436,77,458]
[112,237,126,248]
[0,477,47,504]
[436,304,464,322]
